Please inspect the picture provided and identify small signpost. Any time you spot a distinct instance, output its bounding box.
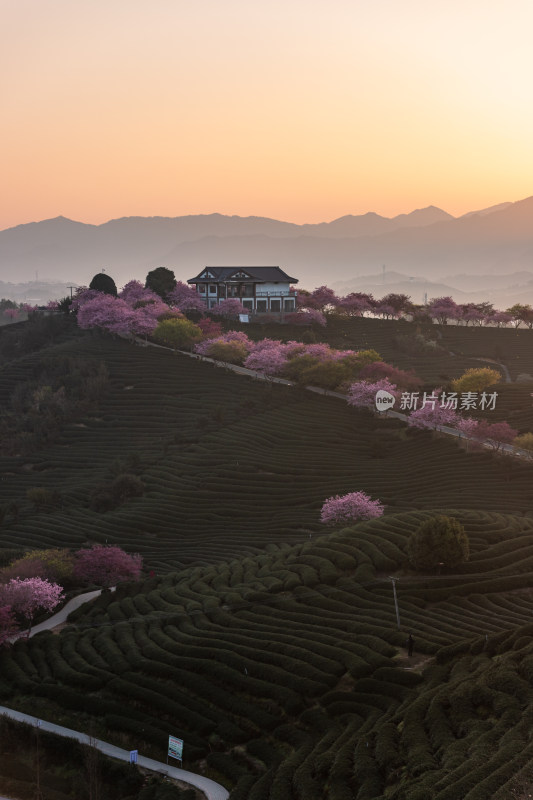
[238,314,249,323]
[167,735,184,766]
[129,750,138,765]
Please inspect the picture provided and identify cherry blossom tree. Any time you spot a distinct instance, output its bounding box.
[209,298,247,317]
[473,420,517,451]
[3,308,19,320]
[77,294,136,335]
[303,286,338,311]
[285,309,327,326]
[374,303,397,319]
[0,578,64,637]
[336,292,373,316]
[197,318,223,339]
[74,545,142,587]
[358,361,422,390]
[487,311,512,327]
[320,491,384,524]
[119,280,160,306]
[380,293,413,315]
[244,342,289,374]
[347,378,398,409]
[167,281,207,313]
[407,403,461,430]
[428,296,460,325]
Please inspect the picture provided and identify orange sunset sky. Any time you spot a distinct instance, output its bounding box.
[2,0,533,231]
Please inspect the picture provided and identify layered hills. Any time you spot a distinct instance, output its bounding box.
[2,198,533,300]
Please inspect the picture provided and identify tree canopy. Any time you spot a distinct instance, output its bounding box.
[89,272,118,296]
[145,267,177,299]
[407,515,470,570]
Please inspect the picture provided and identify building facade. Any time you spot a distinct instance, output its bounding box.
[187,266,298,313]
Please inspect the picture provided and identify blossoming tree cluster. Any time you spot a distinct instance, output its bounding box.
[320,491,384,524]
[0,545,143,644]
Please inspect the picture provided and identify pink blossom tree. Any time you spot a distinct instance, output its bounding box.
[3,308,19,320]
[320,491,384,524]
[358,361,422,390]
[244,342,289,374]
[209,298,247,317]
[428,296,460,325]
[487,311,512,327]
[285,309,327,326]
[336,292,373,316]
[407,403,461,430]
[74,545,142,587]
[77,294,136,335]
[473,420,518,451]
[347,378,399,409]
[119,280,160,306]
[303,285,338,311]
[373,303,397,320]
[167,282,207,313]
[0,578,64,637]
[197,318,223,339]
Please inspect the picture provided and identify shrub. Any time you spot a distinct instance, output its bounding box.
[452,367,501,392]
[26,487,61,511]
[90,473,145,511]
[153,317,202,349]
[208,340,249,364]
[407,515,470,570]
[514,432,533,452]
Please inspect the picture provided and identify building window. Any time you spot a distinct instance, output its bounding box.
[270,299,281,312]
[198,284,206,293]
[209,284,217,294]
[256,300,267,313]
[242,300,254,311]
[284,298,295,311]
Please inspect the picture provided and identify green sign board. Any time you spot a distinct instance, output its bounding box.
[168,735,183,761]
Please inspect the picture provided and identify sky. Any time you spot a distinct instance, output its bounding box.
[2,0,533,230]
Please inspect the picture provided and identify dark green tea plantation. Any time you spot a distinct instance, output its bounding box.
[2,318,533,798]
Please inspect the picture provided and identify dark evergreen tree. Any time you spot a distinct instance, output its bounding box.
[145,267,176,299]
[407,515,469,570]
[89,272,117,296]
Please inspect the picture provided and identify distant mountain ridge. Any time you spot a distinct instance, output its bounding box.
[0,197,532,293]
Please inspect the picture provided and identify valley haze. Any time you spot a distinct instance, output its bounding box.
[2,195,533,307]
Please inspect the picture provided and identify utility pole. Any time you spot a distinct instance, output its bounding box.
[389,576,401,629]
[67,285,75,299]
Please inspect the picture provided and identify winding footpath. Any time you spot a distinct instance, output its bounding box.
[6,591,229,800]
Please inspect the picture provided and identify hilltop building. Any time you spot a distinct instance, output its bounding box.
[187,266,298,313]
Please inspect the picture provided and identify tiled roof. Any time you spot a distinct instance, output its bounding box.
[187,266,298,284]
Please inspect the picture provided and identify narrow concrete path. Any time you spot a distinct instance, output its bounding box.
[9,588,116,642]
[0,706,229,800]
[470,355,512,383]
[132,337,532,461]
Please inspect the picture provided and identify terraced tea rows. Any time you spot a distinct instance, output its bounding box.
[2,511,533,797]
[1,337,533,572]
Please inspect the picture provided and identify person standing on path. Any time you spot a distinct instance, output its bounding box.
[407,633,414,658]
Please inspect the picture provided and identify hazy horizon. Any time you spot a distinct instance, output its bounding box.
[3,1,533,230]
